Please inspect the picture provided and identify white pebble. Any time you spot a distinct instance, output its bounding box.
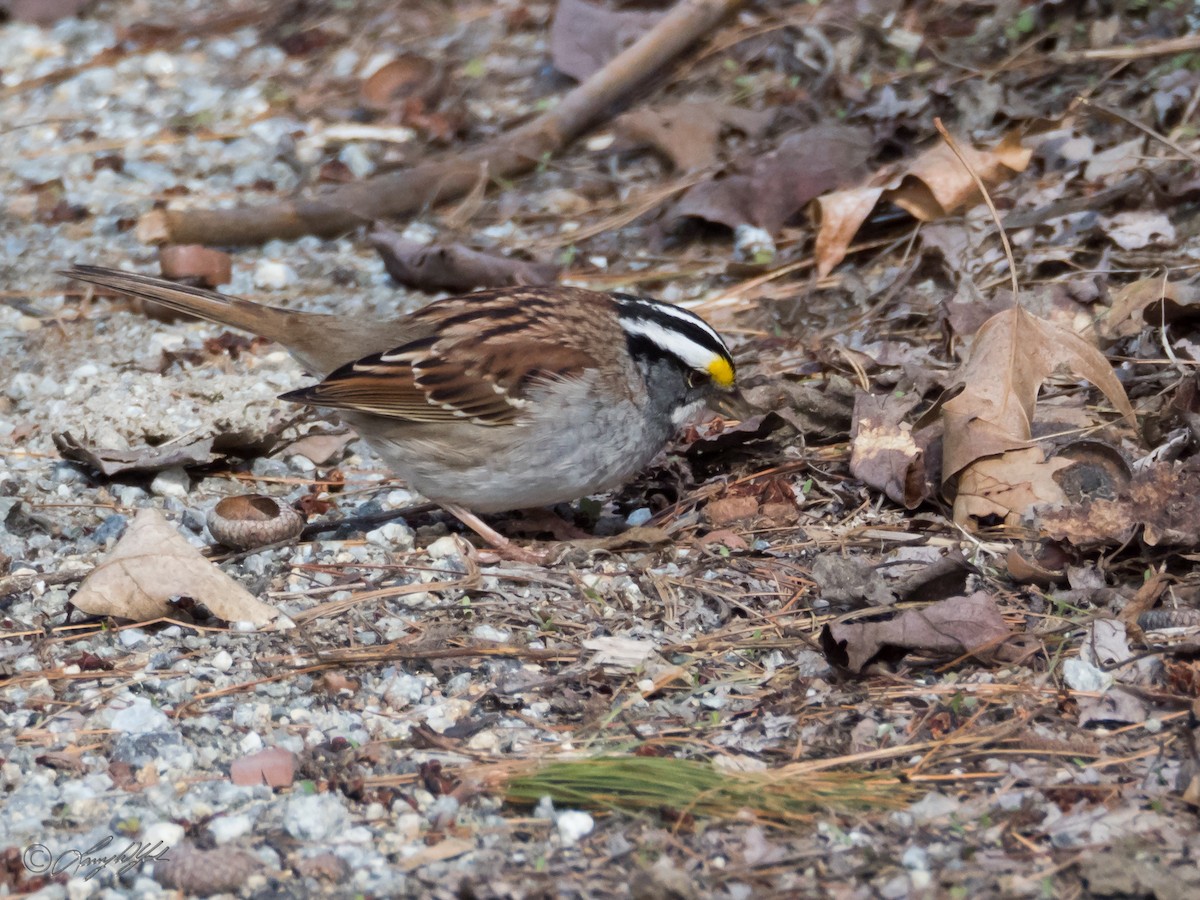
[253,260,296,290]
[471,624,510,643]
[366,521,415,550]
[425,535,463,560]
[210,650,233,673]
[150,466,190,500]
[556,810,594,846]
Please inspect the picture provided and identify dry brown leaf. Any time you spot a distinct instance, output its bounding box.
[371,227,559,292]
[361,55,438,110]
[952,446,1073,525]
[821,591,1011,673]
[812,130,1031,276]
[942,307,1134,484]
[673,125,871,233]
[849,392,930,509]
[71,509,279,626]
[1101,276,1200,340]
[613,101,772,172]
[704,495,759,526]
[53,432,214,477]
[1004,545,1066,587]
[811,187,885,279]
[549,0,663,81]
[888,130,1032,221]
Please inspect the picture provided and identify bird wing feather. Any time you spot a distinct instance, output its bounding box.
[279,288,615,426]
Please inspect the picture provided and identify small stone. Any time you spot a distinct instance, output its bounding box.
[556,810,594,846]
[211,650,233,673]
[425,535,463,560]
[253,260,296,290]
[150,467,190,500]
[366,521,415,550]
[426,795,459,828]
[382,672,426,709]
[625,507,652,527]
[471,624,510,643]
[110,697,172,734]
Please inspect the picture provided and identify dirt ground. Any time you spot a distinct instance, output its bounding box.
[4,0,1200,897]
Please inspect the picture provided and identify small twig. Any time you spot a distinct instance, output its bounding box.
[1076,96,1200,168]
[164,0,746,245]
[1054,33,1200,63]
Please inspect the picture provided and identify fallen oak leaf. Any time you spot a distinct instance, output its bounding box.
[71,508,280,627]
[951,446,1073,525]
[820,591,1011,673]
[941,307,1135,486]
[613,100,772,172]
[888,130,1032,222]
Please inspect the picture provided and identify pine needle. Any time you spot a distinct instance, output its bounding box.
[504,756,912,826]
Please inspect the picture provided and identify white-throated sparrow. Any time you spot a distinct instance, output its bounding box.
[63,265,748,560]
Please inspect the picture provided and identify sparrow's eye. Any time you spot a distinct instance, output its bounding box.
[687,370,708,388]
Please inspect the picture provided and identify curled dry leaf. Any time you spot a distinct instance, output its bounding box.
[812,130,1032,276]
[361,55,439,110]
[53,432,215,477]
[1004,545,1066,587]
[71,509,279,626]
[849,391,931,509]
[1100,276,1200,340]
[952,446,1073,525]
[941,307,1135,527]
[549,0,663,81]
[821,591,1011,673]
[371,227,559,292]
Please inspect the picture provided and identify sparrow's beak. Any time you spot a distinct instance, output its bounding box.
[711,388,755,421]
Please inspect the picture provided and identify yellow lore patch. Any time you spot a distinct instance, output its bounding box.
[707,357,735,387]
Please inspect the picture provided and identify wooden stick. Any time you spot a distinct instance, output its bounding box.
[164,0,744,246]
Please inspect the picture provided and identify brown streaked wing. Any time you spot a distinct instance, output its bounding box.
[279,287,614,425]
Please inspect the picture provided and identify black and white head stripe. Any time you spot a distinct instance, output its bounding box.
[613,294,735,387]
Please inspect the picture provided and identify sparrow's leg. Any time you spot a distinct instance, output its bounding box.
[441,503,548,565]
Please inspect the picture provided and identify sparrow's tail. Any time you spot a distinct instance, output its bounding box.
[62,264,308,349]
